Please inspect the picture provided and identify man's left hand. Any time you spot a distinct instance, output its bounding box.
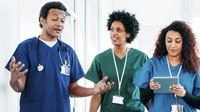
[92,76,114,95]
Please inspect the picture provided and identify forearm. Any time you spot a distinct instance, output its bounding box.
[89,94,101,112]
[182,91,200,109]
[140,86,154,105]
[69,85,94,97]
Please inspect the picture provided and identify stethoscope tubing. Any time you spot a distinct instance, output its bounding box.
[36,36,70,71]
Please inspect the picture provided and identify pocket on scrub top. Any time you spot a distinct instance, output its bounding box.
[60,74,70,87]
[20,102,40,112]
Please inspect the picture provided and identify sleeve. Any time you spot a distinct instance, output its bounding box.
[70,50,85,83]
[5,43,29,76]
[84,55,102,84]
[182,72,200,109]
[183,91,200,109]
[140,86,154,104]
[133,60,153,89]
[193,72,200,96]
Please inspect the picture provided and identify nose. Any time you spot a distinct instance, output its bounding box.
[111,30,117,36]
[170,42,176,48]
[56,21,64,27]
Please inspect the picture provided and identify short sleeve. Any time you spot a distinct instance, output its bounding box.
[70,50,85,83]
[193,69,200,96]
[5,43,29,76]
[133,60,153,89]
[85,55,102,84]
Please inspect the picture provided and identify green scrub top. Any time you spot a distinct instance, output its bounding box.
[85,48,148,112]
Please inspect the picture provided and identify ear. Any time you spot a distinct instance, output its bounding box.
[40,17,45,27]
[126,33,131,39]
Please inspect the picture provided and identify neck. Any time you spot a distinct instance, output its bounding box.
[40,32,57,41]
[167,55,181,66]
[113,45,128,59]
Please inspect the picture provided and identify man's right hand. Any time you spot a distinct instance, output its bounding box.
[9,56,28,92]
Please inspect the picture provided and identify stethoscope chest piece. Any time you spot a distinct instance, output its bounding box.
[37,64,44,71]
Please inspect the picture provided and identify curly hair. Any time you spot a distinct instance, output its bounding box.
[153,20,200,73]
[39,1,67,28]
[107,10,139,44]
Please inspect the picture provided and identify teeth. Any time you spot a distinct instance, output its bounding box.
[112,37,117,40]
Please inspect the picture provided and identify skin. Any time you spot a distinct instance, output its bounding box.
[89,20,130,112]
[150,30,186,97]
[9,9,114,96]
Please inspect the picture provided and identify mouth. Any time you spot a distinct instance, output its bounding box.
[169,49,177,53]
[111,37,118,41]
[54,28,62,34]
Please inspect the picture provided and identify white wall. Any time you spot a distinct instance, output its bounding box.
[0,0,199,112]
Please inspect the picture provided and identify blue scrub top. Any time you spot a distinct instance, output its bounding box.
[5,37,85,112]
[134,56,200,112]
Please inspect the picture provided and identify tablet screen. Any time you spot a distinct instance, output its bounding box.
[153,77,179,93]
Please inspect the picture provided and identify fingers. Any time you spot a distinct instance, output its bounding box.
[21,69,28,75]
[15,62,23,72]
[150,79,160,90]
[94,76,114,95]
[9,56,28,76]
[107,82,114,90]
[9,56,16,71]
[101,76,108,82]
[169,84,186,97]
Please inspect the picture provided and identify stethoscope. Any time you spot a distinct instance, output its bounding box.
[36,36,70,73]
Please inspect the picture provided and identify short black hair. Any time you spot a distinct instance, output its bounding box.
[39,1,67,28]
[107,10,139,44]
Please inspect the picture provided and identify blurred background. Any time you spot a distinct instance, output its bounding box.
[0,0,200,112]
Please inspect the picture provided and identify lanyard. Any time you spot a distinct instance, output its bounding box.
[166,56,182,78]
[59,50,70,66]
[112,48,128,96]
[166,56,183,105]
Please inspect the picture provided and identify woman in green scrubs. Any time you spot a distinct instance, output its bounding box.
[85,10,148,112]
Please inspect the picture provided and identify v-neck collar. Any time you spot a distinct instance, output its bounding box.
[110,48,132,60]
[164,56,181,70]
[37,37,59,50]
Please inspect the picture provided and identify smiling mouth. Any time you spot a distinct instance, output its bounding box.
[111,37,117,41]
[170,50,177,52]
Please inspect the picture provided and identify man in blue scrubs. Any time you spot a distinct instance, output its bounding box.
[5,1,114,112]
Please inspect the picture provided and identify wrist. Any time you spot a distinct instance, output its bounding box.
[92,88,96,95]
[181,90,186,97]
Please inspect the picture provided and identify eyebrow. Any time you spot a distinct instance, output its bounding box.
[166,37,182,39]
[51,14,66,18]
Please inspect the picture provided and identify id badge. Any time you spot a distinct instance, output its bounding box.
[112,95,124,105]
[60,65,70,75]
[171,104,183,112]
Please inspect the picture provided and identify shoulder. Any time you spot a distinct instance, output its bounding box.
[131,48,147,56]
[130,48,148,59]
[146,56,165,65]
[96,49,112,59]
[59,40,75,53]
[17,37,37,49]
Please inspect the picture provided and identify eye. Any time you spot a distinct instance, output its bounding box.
[176,40,181,43]
[117,28,122,33]
[110,28,114,32]
[52,18,57,21]
[167,39,172,43]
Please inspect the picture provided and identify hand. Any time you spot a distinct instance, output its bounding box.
[9,56,28,83]
[92,76,114,95]
[169,84,186,97]
[149,78,161,90]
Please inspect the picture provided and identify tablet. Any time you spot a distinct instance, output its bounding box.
[153,77,179,93]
